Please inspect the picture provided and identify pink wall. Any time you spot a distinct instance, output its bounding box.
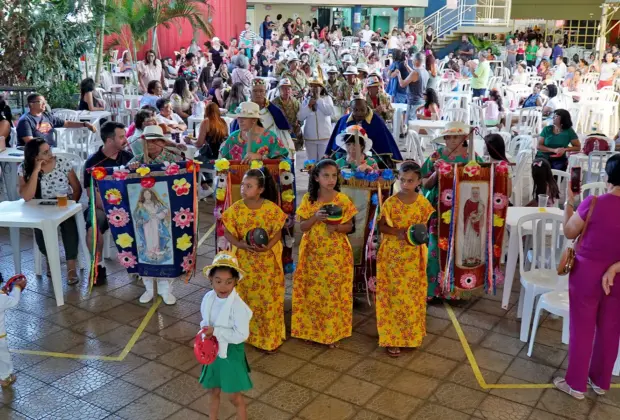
[107,0,246,61]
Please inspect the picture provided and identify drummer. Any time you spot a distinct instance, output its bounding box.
[334,125,379,171]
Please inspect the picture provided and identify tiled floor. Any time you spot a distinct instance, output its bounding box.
[0,164,619,419]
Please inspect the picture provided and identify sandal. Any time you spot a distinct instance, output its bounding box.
[327,342,339,349]
[553,377,585,400]
[67,269,79,285]
[387,347,401,357]
[0,374,16,387]
[588,378,606,396]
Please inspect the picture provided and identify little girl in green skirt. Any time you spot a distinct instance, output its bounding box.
[199,252,254,420]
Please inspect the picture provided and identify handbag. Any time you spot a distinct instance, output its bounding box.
[557,196,597,275]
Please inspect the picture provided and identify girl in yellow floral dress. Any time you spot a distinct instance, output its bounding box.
[222,167,288,352]
[376,161,434,357]
[292,159,358,348]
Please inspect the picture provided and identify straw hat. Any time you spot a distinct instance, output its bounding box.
[278,78,292,88]
[343,65,358,75]
[202,251,246,280]
[432,121,472,144]
[366,75,382,87]
[356,63,369,74]
[229,101,261,119]
[142,125,167,140]
[308,77,324,87]
[335,125,373,155]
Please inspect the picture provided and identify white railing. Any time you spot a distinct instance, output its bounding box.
[415,0,511,40]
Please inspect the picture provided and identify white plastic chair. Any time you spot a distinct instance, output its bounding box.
[443,108,468,124]
[512,149,534,206]
[404,130,425,164]
[516,212,567,342]
[508,134,533,157]
[513,107,542,136]
[52,109,80,122]
[527,286,570,356]
[551,169,570,202]
[580,182,607,200]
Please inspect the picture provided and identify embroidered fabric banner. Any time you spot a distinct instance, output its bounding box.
[437,161,509,299]
[91,161,199,281]
[214,159,296,274]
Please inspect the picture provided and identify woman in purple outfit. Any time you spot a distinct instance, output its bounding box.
[554,154,620,399]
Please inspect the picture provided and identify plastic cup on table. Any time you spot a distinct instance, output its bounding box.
[55,186,68,207]
[538,194,548,208]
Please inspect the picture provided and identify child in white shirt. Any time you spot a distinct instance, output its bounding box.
[0,275,27,387]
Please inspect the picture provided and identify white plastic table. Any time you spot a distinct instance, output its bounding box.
[502,206,564,309]
[0,199,90,306]
[408,120,448,132]
[188,116,204,137]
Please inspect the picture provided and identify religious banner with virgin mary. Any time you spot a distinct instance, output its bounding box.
[436,160,510,299]
[89,161,199,287]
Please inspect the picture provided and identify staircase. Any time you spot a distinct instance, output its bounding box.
[415,0,512,51]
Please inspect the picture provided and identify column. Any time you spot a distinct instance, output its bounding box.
[351,5,362,32]
[397,8,405,29]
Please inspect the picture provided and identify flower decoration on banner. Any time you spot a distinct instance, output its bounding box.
[495,161,509,175]
[216,174,227,189]
[493,193,508,210]
[176,233,193,251]
[172,178,190,196]
[367,276,377,293]
[366,172,379,182]
[117,251,137,268]
[460,273,477,289]
[112,167,129,181]
[493,244,502,258]
[229,145,243,161]
[250,160,263,170]
[216,189,226,201]
[214,206,223,220]
[341,169,353,180]
[280,171,294,185]
[354,170,366,180]
[279,160,291,171]
[173,208,194,229]
[438,237,449,251]
[463,160,482,177]
[163,162,180,176]
[107,207,130,228]
[91,167,107,181]
[381,169,395,181]
[216,224,225,238]
[284,262,296,274]
[140,177,156,188]
[105,189,122,205]
[136,166,151,176]
[186,160,200,172]
[440,189,454,207]
[494,267,505,285]
[441,209,452,224]
[436,160,452,175]
[371,193,378,206]
[303,159,316,170]
[493,214,505,227]
[115,233,134,248]
[284,235,294,248]
[282,190,295,203]
[181,254,195,272]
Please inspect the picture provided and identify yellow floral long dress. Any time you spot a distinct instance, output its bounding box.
[222,200,287,351]
[376,194,435,348]
[292,192,358,344]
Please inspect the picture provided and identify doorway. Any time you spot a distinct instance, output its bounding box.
[373,16,390,35]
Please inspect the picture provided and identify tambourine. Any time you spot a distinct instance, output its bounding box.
[2,274,25,294]
[406,224,429,246]
[194,329,219,365]
[321,204,343,225]
[245,228,269,247]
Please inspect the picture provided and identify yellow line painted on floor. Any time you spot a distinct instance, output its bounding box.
[444,302,620,390]
[197,223,216,248]
[10,297,162,361]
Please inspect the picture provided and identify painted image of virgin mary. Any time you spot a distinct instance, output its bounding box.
[134,188,172,263]
[461,186,485,267]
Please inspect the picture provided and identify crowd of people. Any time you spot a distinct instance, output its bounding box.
[3,17,620,416]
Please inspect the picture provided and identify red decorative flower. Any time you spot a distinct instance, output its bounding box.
[112,167,129,180]
[140,177,156,188]
[459,273,477,289]
[164,162,180,175]
[173,207,194,229]
[495,161,509,174]
[438,237,449,251]
[185,160,199,172]
[91,167,107,181]
[493,244,502,258]
[181,254,195,272]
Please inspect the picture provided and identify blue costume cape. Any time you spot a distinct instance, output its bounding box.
[324,112,403,161]
[230,102,291,132]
